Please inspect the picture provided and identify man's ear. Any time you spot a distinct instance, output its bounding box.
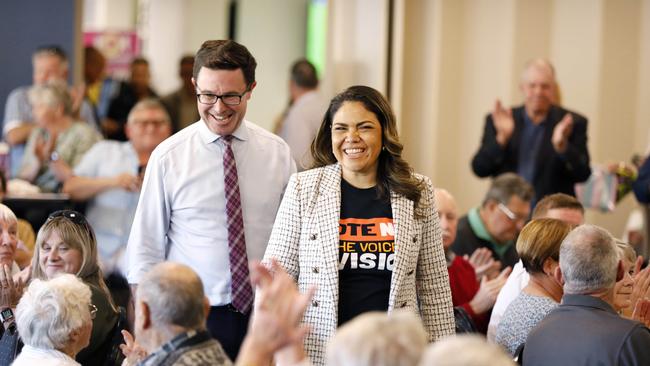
[203,296,210,321]
[139,301,152,330]
[191,77,197,89]
[616,259,625,282]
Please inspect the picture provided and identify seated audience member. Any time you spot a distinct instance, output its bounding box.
[84,46,121,124]
[614,240,641,319]
[326,311,428,366]
[3,45,96,177]
[119,260,313,366]
[63,99,172,275]
[419,335,515,366]
[12,274,95,366]
[487,193,584,341]
[435,188,510,333]
[0,174,34,269]
[160,55,199,132]
[471,59,591,202]
[18,82,101,193]
[450,173,534,269]
[29,210,119,364]
[495,218,571,355]
[104,57,157,141]
[522,225,650,365]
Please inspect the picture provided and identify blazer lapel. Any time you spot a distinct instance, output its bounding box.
[312,164,342,302]
[388,190,415,308]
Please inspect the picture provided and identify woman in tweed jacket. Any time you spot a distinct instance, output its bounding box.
[264,85,455,365]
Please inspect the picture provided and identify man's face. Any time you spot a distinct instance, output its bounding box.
[435,190,458,250]
[193,67,254,136]
[131,63,151,92]
[521,66,555,117]
[543,208,584,226]
[33,55,66,85]
[485,195,531,244]
[126,108,172,153]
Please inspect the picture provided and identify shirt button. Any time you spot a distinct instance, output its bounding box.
[312,300,319,307]
[412,236,417,243]
[407,270,414,276]
[401,302,408,308]
[312,267,319,273]
[310,233,317,240]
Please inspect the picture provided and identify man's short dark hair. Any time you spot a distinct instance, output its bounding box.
[290,58,318,89]
[193,40,257,87]
[482,173,534,206]
[532,193,584,219]
[131,57,149,68]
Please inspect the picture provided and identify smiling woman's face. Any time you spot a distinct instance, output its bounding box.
[331,101,383,186]
[39,230,82,279]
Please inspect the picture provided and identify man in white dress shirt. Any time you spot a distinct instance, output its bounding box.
[487,193,584,342]
[126,40,296,360]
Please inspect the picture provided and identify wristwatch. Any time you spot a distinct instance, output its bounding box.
[0,308,16,335]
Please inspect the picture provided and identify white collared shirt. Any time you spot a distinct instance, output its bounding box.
[12,345,80,366]
[126,119,295,305]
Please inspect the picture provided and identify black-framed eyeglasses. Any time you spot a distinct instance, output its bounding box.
[47,210,88,226]
[196,89,250,106]
[89,304,97,319]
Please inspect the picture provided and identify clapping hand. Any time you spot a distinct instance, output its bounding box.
[465,248,501,280]
[491,100,515,147]
[551,113,573,153]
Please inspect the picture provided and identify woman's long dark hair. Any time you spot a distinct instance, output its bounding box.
[311,85,425,210]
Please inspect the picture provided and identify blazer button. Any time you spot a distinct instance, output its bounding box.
[412,236,417,243]
[401,302,408,308]
[312,267,319,273]
[310,233,317,240]
[312,300,319,307]
[407,270,414,276]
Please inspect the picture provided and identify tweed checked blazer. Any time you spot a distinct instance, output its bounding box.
[263,164,455,365]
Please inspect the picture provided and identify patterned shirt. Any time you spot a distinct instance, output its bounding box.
[139,330,232,366]
[495,292,558,356]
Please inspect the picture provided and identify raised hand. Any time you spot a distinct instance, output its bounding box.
[551,113,573,153]
[469,266,512,315]
[465,247,501,280]
[0,264,23,309]
[491,99,515,147]
[114,173,142,192]
[119,330,148,366]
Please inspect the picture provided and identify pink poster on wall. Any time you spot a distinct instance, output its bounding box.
[83,31,140,79]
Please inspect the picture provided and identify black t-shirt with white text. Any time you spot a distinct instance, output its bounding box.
[338,179,395,326]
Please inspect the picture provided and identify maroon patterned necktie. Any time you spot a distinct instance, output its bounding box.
[222,135,253,314]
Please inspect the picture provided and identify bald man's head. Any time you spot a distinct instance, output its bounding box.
[435,188,459,249]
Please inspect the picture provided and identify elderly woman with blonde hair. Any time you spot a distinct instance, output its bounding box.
[12,274,95,365]
[495,218,572,355]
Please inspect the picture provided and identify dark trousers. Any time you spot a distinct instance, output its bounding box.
[207,304,251,362]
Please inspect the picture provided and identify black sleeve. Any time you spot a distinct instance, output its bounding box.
[557,112,591,183]
[471,113,507,178]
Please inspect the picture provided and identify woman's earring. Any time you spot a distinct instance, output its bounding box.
[382,146,386,151]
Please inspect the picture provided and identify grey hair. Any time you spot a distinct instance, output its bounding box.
[326,310,428,366]
[521,58,556,84]
[126,98,171,125]
[16,274,91,350]
[0,204,17,225]
[482,172,534,206]
[560,224,618,294]
[419,335,515,366]
[28,81,73,116]
[33,46,69,72]
[137,262,206,330]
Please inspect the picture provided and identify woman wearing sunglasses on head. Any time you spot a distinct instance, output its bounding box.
[0,210,120,365]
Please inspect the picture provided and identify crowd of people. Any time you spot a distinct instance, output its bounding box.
[0,37,648,366]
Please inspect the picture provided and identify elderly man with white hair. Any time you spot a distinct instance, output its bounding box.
[12,274,95,366]
[522,225,650,365]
